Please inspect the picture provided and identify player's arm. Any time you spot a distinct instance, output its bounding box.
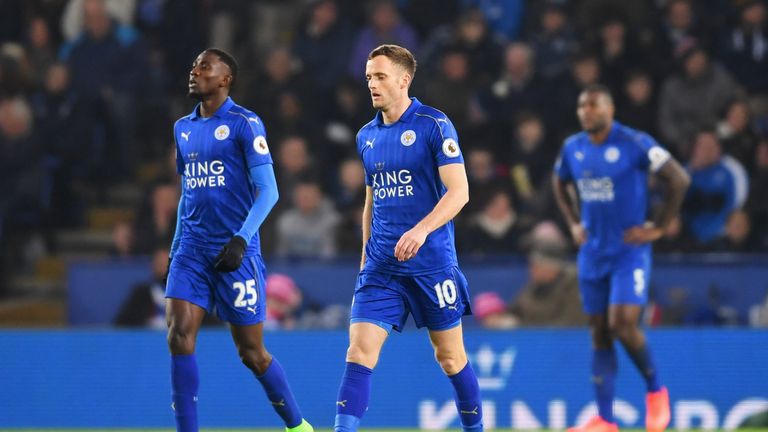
[394,163,469,262]
[625,153,691,244]
[170,183,184,259]
[360,186,373,270]
[552,174,586,246]
[214,164,279,272]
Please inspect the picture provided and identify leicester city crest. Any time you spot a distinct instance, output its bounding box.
[400,130,416,146]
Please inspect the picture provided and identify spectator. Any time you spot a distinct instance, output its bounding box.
[59,0,148,181]
[424,48,473,131]
[527,2,577,81]
[276,179,340,259]
[264,273,303,330]
[651,0,707,76]
[552,52,602,136]
[25,17,57,86]
[463,147,507,214]
[320,78,371,163]
[657,40,741,157]
[473,291,517,329]
[719,0,768,95]
[746,140,768,249]
[293,0,354,97]
[274,135,314,205]
[479,42,548,128]
[245,46,309,128]
[110,220,133,258]
[419,8,503,90]
[348,0,419,79]
[594,18,644,93]
[29,62,90,227]
[712,209,758,252]
[460,189,525,255]
[506,112,557,223]
[683,129,749,245]
[461,0,525,42]
[717,99,759,169]
[132,182,179,255]
[508,246,586,326]
[618,70,658,136]
[113,246,168,328]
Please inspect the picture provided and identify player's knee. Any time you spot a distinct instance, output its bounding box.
[434,350,466,375]
[238,346,271,374]
[167,326,195,354]
[608,320,637,343]
[346,345,378,369]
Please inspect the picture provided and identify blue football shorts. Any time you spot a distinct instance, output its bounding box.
[577,246,652,315]
[166,244,266,325]
[350,266,472,332]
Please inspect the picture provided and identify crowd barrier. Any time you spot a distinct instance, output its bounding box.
[1,329,766,429]
[68,255,768,326]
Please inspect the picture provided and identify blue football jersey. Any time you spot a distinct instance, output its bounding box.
[358,98,464,275]
[555,121,672,257]
[174,97,273,255]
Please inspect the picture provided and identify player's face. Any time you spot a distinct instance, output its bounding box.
[365,55,408,111]
[577,91,614,134]
[188,51,231,100]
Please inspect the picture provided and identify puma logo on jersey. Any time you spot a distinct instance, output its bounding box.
[336,400,347,407]
[366,138,375,148]
[181,131,191,141]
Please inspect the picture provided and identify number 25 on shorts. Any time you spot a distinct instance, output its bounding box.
[233,279,258,308]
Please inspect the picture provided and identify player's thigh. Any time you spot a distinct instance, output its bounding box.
[347,322,389,368]
[166,298,207,353]
[212,255,267,325]
[428,322,468,374]
[406,266,470,331]
[609,250,651,306]
[166,246,216,314]
[579,275,612,315]
[350,271,408,332]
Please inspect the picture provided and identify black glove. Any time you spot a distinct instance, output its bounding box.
[214,235,247,272]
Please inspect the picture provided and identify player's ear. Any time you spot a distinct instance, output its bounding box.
[400,72,411,90]
[221,73,233,89]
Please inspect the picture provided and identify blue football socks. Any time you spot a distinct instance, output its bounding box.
[625,343,661,392]
[334,362,373,432]
[448,362,483,432]
[171,354,199,432]
[256,357,303,428]
[592,348,618,423]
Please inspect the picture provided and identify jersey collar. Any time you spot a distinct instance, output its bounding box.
[188,97,235,120]
[374,97,421,126]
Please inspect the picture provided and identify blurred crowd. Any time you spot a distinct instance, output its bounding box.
[1,0,768,323]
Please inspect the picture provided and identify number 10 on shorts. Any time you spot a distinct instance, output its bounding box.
[434,279,457,308]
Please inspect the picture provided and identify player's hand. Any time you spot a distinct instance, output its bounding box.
[624,222,664,244]
[214,235,247,272]
[569,223,587,246]
[394,226,428,262]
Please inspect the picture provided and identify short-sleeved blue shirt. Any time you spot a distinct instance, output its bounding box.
[555,121,671,258]
[174,97,272,255]
[358,97,464,275]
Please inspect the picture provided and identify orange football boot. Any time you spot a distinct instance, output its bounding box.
[567,416,619,432]
[646,386,671,432]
